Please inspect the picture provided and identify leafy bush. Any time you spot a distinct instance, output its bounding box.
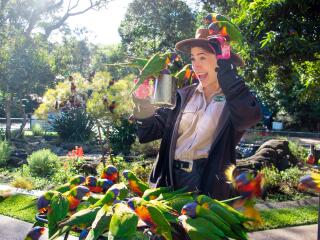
[11,176,33,190]
[0,128,5,140]
[261,166,307,201]
[109,118,137,155]
[27,149,60,178]
[31,123,44,136]
[0,140,11,167]
[130,138,161,158]
[288,140,308,161]
[50,108,94,142]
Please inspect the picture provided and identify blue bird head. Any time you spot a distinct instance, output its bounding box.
[79,229,89,240]
[105,165,118,175]
[26,226,45,240]
[181,202,198,218]
[97,179,113,191]
[72,186,90,200]
[85,176,97,187]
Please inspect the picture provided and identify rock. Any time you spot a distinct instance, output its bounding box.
[237,139,300,171]
[8,148,28,167]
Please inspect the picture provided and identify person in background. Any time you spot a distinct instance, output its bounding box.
[132,27,262,200]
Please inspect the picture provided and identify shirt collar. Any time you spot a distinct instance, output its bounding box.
[195,83,225,102]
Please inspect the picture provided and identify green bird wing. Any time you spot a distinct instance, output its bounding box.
[54,183,70,193]
[146,204,173,240]
[130,52,166,94]
[217,20,244,45]
[47,193,69,238]
[196,205,238,239]
[58,207,100,227]
[179,215,224,240]
[142,186,172,200]
[86,205,113,240]
[174,64,193,88]
[92,189,117,208]
[164,195,195,213]
[108,203,139,240]
[109,183,128,200]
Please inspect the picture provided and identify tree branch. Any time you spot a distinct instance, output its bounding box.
[43,0,113,39]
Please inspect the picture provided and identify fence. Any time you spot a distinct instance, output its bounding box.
[0,117,50,131]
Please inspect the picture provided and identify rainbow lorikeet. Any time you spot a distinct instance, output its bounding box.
[174,64,197,88]
[142,186,173,201]
[108,202,139,240]
[225,165,264,226]
[196,195,249,239]
[65,185,90,212]
[55,175,85,193]
[299,171,320,192]
[47,192,69,237]
[178,215,224,240]
[52,206,101,240]
[181,202,243,240]
[108,182,129,200]
[85,204,113,240]
[101,165,119,183]
[204,13,244,45]
[85,176,105,193]
[123,170,149,197]
[97,178,114,193]
[91,187,120,208]
[130,52,181,94]
[79,229,89,240]
[24,226,45,240]
[127,197,172,240]
[37,190,58,214]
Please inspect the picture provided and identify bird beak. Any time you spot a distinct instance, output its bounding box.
[181,209,187,215]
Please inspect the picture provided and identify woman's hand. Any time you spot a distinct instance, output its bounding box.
[132,94,156,119]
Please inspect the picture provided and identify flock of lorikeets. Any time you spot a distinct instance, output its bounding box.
[23,162,270,240]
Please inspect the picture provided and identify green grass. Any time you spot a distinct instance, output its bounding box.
[250,205,318,231]
[0,194,37,223]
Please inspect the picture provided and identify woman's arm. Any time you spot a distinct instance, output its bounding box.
[217,59,262,131]
[135,107,172,143]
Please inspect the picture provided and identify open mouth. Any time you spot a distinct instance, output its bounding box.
[196,73,208,81]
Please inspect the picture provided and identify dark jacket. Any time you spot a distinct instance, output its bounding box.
[136,60,262,200]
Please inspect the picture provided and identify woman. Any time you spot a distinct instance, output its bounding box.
[132,28,261,200]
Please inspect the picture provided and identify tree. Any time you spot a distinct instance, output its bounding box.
[119,0,196,57]
[0,0,114,139]
[198,0,320,130]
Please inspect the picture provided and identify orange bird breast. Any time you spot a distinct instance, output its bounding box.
[68,196,80,211]
[136,206,154,227]
[129,180,143,196]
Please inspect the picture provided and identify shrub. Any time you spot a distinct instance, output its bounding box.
[0,128,5,140]
[50,108,94,142]
[288,140,308,161]
[31,123,44,136]
[261,166,307,201]
[11,176,33,190]
[109,118,136,155]
[27,149,60,178]
[0,140,11,167]
[130,138,161,158]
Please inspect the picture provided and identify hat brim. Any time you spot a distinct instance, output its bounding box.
[175,38,245,67]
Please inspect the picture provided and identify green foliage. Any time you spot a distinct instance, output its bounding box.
[11,176,33,190]
[31,123,44,136]
[27,149,60,178]
[119,0,196,56]
[0,140,11,167]
[0,128,5,140]
[50,108,94,142]
[109,118,136,155]
[288,141,308,161]
[130,138,161,158]
[261,166,306,201]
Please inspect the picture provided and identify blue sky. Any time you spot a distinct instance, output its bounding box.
[63,0,200,45]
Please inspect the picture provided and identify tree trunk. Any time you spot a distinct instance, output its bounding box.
[5,94,12,140]
[14,102,27,139]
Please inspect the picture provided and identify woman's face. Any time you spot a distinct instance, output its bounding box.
[190,46,218,89]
